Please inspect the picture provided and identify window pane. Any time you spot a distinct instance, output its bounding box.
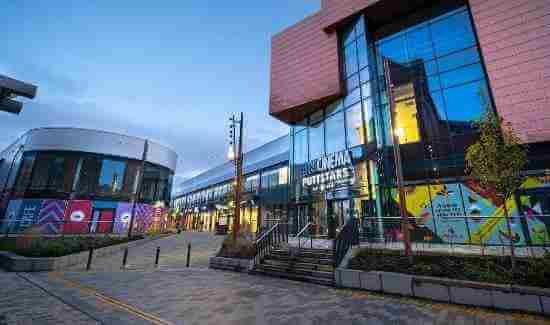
[15,153,35,192]
[325,110,346,153]
[342,23,356,46]
[344,43,358,77]
[440,63,483,89]
[355,15,365,36]
[98,159,126,193]
[362,99,376,144]
[361,82,372,98]
[406,24,434,62]
[357,36,369,69]
[377,35,407,63]
[344,87,361,108]
[359,67,371,83]
[29,154,50,190]
[309,121,324,159]
[444,80,489,130]
[346,103,365,148]
[76,156,101,194]
[325,99,343,116]
[437,47,480,73]
[294,130,307,164]
[431,10,475,57]
[345,74,360,93]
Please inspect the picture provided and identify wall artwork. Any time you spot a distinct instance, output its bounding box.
[63,200,92,234]
[114,203,132,234]
[38,199,66,234]
[1,200,22,233]
[134,203,154,233]
[14,199,43,233]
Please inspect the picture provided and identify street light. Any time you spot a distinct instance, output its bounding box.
[228,113,244,241]
[0,74,37,115]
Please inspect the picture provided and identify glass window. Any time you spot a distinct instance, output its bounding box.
[346,103,365,148]
[325,99,343,116]
[377,35,407,63]
[28,153,67,192]
[14,152,36,192]
[325,110,346,153]
[431,10,475,57]
[309,121,324,160]
[439,63,483,89]
[278,166,289,185]
[362,99,376,144]
[357,36,369,69]
[294,130,308,164]
[444,80,489,127]
[98,159,126,193]
[359,67,371,83]
[345,74,360,93]
[437,47,480,73]
[344,43,358,77]
[344,87,361,108]
[406,24,434,62]
[75,156,101,194]
[361,82,372,98]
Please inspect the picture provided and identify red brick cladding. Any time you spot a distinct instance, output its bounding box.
[321,0,380,31]
[270,12,341,123]
[470,0,550,144]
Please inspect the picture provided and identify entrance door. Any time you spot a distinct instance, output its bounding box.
[518,189,550,244]
[327,200,350,238]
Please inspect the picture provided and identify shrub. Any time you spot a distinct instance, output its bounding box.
[217,222,256,259]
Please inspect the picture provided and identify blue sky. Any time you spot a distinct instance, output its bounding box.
[2,0,319,187]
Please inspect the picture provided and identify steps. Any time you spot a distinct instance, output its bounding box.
[252,246,335,286]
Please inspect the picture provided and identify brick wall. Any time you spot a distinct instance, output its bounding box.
[270,12,341,123]
[470,0,550,143]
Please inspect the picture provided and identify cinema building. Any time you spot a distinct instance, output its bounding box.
[270,0,550,245]
[0,128,177,235]
[172,135,289,233]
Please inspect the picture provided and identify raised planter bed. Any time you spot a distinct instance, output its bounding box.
[0,235,163,272]
[209,256,253,273]
[336,268,550,315]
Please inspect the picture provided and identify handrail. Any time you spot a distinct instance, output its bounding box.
[253,222,288,266]
[296,222,312,238]
[296,222,315,249]
[333,218,359,269]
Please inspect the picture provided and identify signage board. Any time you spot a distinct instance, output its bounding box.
[301,150,355,192]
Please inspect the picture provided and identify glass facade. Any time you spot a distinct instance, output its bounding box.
[289,5,496,239]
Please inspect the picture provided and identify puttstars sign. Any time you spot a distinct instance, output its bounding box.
[301,150,355,192]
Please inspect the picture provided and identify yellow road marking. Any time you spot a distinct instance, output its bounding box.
[49,272,174,325]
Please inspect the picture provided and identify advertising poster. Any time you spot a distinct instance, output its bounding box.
[13,199,43,233]
[114,203,132,234]
[427,184,469,244]
[38,199,66,234]
[1,200,22,233]
[63,200,92,234]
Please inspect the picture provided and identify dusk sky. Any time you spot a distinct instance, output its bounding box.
[2,1,319,188]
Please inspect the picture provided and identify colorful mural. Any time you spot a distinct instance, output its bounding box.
[395,176,550,246]
[38,200,66,234]
[0,198,170,235]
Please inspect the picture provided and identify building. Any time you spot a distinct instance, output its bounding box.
[270,0,550,245]
[0,128,177,235]
[172,135,289,233]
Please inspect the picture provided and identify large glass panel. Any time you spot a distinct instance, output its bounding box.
[98,159,126,193]
[439,63,484,89]
[437,47,480,73]
[14,153,36,192]
[344,87,361,108]
[308,120,324,159]
[377,35,407,64]
[346,102,365,148]
[444,80,489,132]
[431,10,475,57]
[357,36,369,69]
[325,99,343,116]
[406,24,434,62]
[75,156,101,195]
[362,99,376,144]
[294,130,308,164]
[344,43,358,77]
[325,110,346,153]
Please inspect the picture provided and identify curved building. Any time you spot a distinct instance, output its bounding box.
[0,128,177,235]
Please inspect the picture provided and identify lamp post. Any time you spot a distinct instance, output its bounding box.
[228,113,244,241]
[383,58,412,259]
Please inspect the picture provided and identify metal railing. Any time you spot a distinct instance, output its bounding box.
[296,222,314,249]
[333,218,359,268]
[254,222,288,266]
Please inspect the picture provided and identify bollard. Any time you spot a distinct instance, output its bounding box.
[122,247,128,269]
[155,247,160,267]
[186,243,191,268]
[86,248,94,271]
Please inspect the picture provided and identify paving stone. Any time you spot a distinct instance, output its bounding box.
[491,290,542,313]
[449,286,493,308]
[413,279,450,302]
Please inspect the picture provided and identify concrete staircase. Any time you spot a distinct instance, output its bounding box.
[252,246,335,286]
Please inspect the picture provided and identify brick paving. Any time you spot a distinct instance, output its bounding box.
[69,231,225,271]
[0,271,99,325]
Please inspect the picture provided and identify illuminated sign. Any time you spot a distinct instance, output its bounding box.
[302,150,355,192]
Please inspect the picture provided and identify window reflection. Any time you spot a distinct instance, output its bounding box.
[98,159,126,193]
[346,103,365,147]
[325,110,346,154]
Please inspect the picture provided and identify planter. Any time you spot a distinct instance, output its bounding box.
[209,256,253,273]
[336,268,550,315]
[0,235,163,272]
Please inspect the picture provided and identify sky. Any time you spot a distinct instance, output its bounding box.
[2,0,320,190]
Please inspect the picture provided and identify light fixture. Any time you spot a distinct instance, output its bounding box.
[227,145,235,160]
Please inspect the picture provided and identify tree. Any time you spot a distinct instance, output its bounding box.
[465,109,528,268]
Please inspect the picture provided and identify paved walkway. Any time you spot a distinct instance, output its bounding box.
[28,268,550,325]
[0,271,99,324]
[69,231,225,271]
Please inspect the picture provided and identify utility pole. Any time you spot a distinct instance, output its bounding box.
[228,113,244,241]
[383,58,412,259]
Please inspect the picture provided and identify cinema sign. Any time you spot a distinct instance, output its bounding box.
[302,150,355,192]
